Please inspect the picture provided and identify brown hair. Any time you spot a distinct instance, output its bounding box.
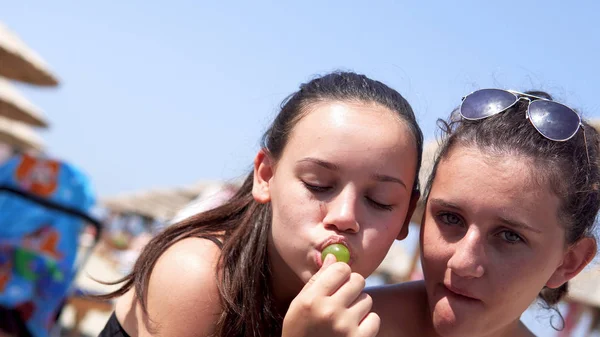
[99,71,424,337]
[424,90,599,329]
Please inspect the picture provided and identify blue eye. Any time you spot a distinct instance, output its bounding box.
[500,230,523,244]
[438,212,463,226]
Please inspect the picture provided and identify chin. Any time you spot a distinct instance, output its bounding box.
[431,302,477,337]
[433,320,476,337]
[298,270,314,284]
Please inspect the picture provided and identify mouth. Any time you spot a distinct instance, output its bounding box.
[442,284,481,302]
[315,236,354,267]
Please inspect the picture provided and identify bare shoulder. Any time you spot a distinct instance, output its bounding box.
[115,237,223,337]
[366,281,430,337]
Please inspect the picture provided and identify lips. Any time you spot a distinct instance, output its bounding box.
[316,236,354,266]
[443,283,481,302]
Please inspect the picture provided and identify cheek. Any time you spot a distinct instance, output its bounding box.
[362,225,395,252]
[420,221,451,271]
[492,250,561,296]
[487,266,551,317]
[270,182,323,231]
[357,229,397,276]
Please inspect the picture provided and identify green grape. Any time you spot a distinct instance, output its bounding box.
[321,243,350,264]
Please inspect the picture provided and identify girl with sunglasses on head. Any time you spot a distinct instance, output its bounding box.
[285,89,599,337]
[366,89,600,337]
[97,71,424,337]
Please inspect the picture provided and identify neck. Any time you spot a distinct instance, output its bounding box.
[426,315,531,337]
[477,319,532,337]
[268,243,305,316]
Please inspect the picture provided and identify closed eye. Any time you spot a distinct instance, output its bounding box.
[366,197,394,211]
[302,181,332,193]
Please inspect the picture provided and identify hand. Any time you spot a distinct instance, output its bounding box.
[282,254,380,337]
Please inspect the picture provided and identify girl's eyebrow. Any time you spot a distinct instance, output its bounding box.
[497,216,542,234]
[371,173,407,190]
[297,157,339,171]
[429,198,461,211]
[298,157,407,190]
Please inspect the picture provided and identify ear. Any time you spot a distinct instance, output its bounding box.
[397,190,421,240]
[252,149,274,204]
[545,237,597,289]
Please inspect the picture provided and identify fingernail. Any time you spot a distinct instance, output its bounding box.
[324,253,337,266]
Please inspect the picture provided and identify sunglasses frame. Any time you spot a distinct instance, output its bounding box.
[460,89,583,142]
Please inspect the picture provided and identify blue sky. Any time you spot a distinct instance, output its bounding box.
[2,0,599,196]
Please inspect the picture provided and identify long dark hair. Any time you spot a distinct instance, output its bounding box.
[99,71,424,337]
[423,90,600,329]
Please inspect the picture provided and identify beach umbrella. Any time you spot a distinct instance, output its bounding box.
[100,181,243,222]
[101,189,196,221]
[0,77,48,127]
[0,115,44,151]
[0,21,59,86]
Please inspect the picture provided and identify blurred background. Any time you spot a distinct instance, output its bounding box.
[1,1,599,336]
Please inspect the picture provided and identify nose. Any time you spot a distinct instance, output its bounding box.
[447,227,485,278]
[322,186,360,234]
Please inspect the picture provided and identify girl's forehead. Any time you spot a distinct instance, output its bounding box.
[434,147,552,202]
[297,101,401,128]
[287,102,415,152]
[430,146,565,233]
[438,146,539,185]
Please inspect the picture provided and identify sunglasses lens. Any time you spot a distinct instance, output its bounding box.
[528,100,580,141]
[461,89,517,120]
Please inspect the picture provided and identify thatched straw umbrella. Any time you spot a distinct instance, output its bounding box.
[0,22,59,86]
[0,78,48,127]
[100,180,243,222]
[101,188,203,221]
[0,115,44,152]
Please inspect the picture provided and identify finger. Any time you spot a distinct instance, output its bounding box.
[302,253,337,292]
[331,272,366,306]
[322,253,337,268]
[309,261,352,297]
[347,292,374,325]
[357,312,381,337]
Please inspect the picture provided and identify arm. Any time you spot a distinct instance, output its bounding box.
[115,237,222,337]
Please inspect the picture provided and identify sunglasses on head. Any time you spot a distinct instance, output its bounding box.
[459,88,583,142]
